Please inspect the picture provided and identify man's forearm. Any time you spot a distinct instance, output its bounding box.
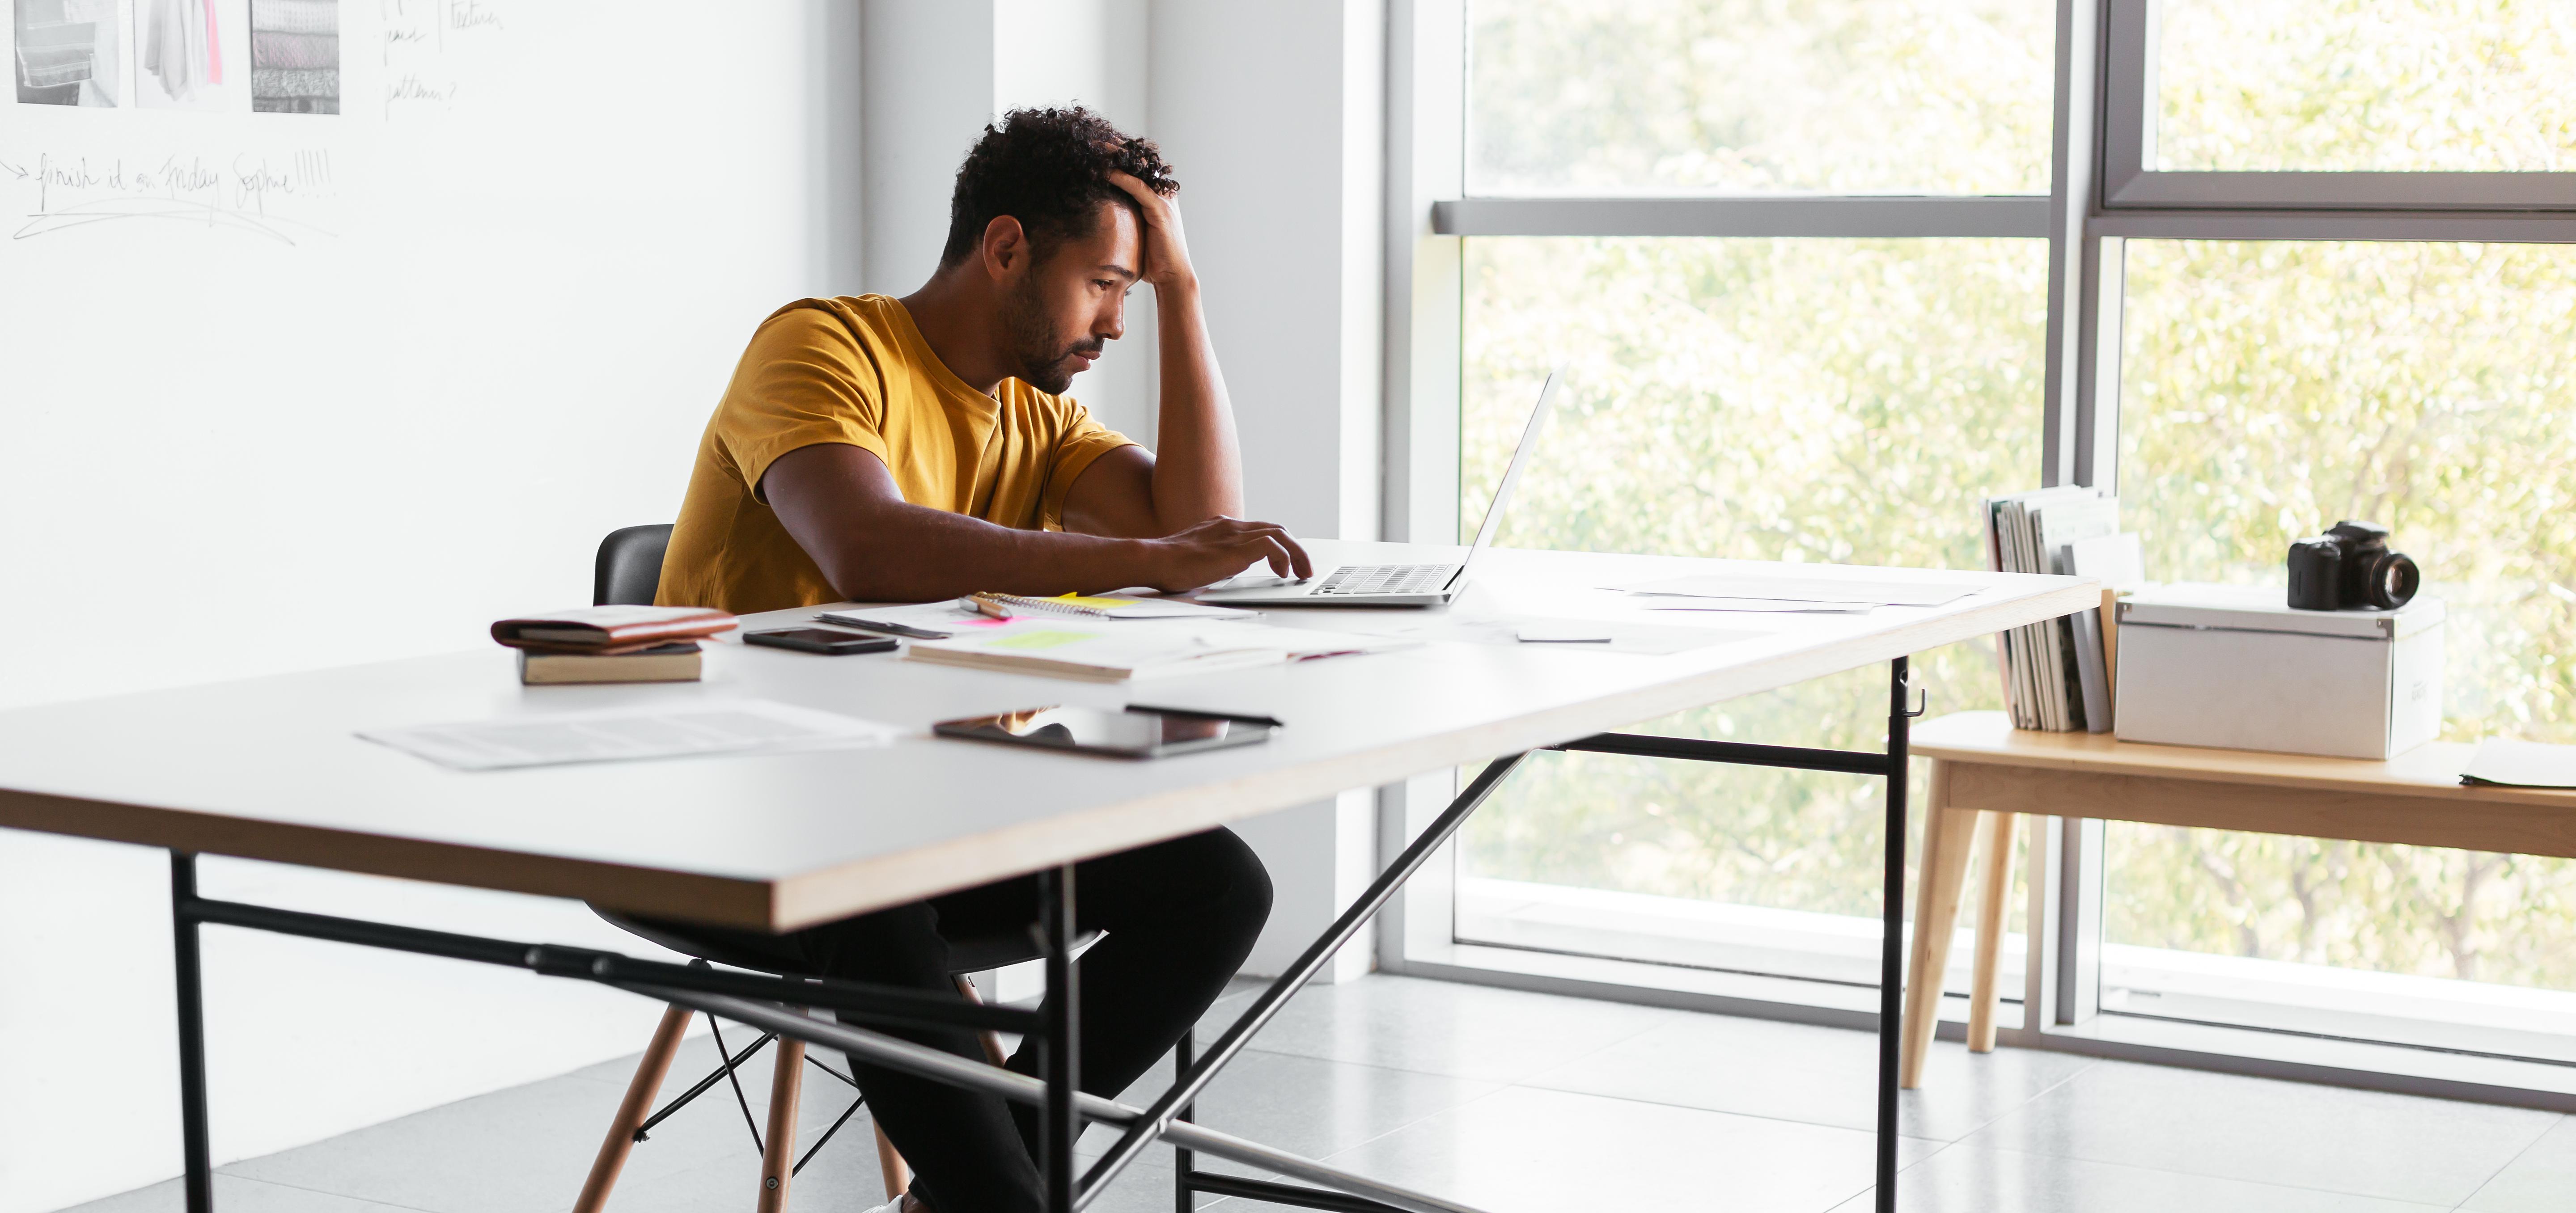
[1147,281,1246,528]
[816,499,1155,600]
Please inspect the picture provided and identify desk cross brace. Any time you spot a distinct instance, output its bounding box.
[1158,658,1920,1213]
[161,656,1918,1213]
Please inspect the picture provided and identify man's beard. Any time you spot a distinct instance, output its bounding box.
[1001,277,1103,395]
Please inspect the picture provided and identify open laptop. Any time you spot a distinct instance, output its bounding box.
[1198,370,1562,607]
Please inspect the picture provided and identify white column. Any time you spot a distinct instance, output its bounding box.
[1148,0,1385,542]
[1149,0,1389,981]
[860,1,997,298]
[861,0,1160,440]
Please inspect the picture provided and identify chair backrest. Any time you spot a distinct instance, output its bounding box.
[594,524,674,606]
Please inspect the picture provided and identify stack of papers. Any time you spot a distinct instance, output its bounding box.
[1607,573,1986,613]
[360,700,902,771]
[2461,739,2576,789]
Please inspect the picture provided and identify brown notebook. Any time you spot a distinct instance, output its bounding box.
[518,642,703,685]
[492,605,737,655]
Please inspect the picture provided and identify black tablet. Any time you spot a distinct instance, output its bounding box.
[932,705,1276,759]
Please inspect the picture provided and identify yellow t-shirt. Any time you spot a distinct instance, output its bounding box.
[658,295,1137,614]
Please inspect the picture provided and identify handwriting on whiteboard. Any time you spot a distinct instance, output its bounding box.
[381,0,507,119]
[0,150,338,244]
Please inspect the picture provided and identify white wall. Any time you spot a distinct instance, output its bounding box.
[0,4,1395,1205]
[0,4,860,1208]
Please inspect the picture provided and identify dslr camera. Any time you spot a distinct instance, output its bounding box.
[2286,520,2419,611]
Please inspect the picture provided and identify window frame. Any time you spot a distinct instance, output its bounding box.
[2101,0,2576,210]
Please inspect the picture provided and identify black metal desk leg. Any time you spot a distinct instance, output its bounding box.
[1172,1035,1196,1213]
[171,851,215,1213]
[1041,864,1080,1213]
[1876,658,1915,1213]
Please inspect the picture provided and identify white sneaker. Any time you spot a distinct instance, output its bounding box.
[860,1199,904,1213]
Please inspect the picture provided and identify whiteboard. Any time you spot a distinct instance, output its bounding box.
[0,0,864,709]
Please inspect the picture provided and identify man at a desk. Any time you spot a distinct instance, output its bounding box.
[651,108,1278,1213]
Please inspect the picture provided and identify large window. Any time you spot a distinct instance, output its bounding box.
[2105,237,2576,1057]
[2151,0,2576,174]
[1456,236,2042,984]
[1467,0,2054,194]
[1404,0,2576,1085]
[1436,0,2055,1008]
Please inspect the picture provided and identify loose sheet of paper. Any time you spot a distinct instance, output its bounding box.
[1635,596,1877,614]
[360,700,903,771]
[2461,739,2576,789]
[1610,573,1987,608]
[1339,615,1756,656]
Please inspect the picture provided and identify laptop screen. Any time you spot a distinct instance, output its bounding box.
[1457,370,1563,579]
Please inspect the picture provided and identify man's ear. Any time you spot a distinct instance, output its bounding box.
[980,216,1029,279]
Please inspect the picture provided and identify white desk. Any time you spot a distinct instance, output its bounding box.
[0,540,2093,1213]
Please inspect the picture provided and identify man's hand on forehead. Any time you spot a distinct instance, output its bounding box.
[1107,170,1195,291]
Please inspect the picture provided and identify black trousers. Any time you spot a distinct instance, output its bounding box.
[645,828,1271,1213]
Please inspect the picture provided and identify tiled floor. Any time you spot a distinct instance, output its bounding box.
[62,974,2576,1213]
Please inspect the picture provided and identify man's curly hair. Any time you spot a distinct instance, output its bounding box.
[937,106,1178,270]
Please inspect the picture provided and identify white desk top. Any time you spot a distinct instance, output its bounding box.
[0,542,2093,930]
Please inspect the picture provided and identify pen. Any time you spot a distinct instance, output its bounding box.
[822,616,952,640]
[962,593,1016,621]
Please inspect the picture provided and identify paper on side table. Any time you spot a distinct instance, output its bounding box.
[2462,739,2576,789]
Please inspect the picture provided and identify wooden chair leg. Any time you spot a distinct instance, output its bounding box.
[572,1002,694,1213]
[873,1122,912,1203]
[1900,762,1979,1090]
[757,1033,806,1213]
[1967,810,2020,1053]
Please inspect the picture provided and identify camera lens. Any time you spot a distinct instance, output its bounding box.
[2365,552,2420,609]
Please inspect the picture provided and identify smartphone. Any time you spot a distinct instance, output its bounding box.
[932,705,1276,759]
[745,627,900,655]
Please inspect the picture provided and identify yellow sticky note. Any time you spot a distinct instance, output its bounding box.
[987,630,1096,650]
[1055,594,1138,609]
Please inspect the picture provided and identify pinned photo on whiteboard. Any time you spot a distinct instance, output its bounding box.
[136,0,245,111]
[12,0,129,107]
[247,0,335,114]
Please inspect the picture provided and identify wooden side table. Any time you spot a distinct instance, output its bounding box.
[1898,710,2576,1088]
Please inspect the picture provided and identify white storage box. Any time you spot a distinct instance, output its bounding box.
[2114,583,2444,759]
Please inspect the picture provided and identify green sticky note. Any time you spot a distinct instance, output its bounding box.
[987,630,1096,651]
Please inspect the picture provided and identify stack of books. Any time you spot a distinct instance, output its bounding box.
[490,605,739,685]
[1981,489,2144,732]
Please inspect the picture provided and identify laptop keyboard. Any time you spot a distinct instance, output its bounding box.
[1313,564,1455,596]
